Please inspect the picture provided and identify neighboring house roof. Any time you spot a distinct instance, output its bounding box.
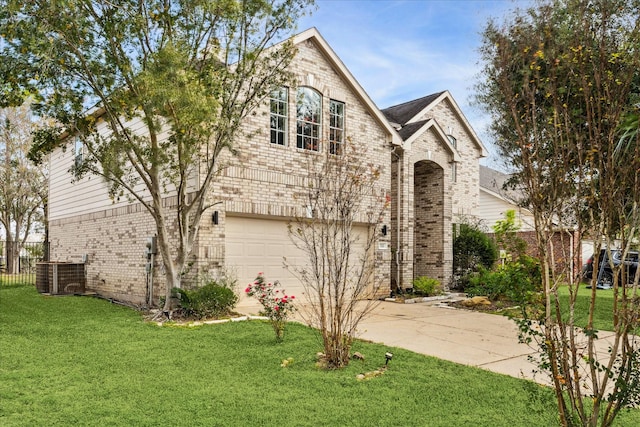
[381,91,488,157]
[479,165,535,231]
[479,165,524,205]
[294,28,402,147]
[480,166,575,232]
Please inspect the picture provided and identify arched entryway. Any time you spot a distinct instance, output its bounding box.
[413,160,445,281]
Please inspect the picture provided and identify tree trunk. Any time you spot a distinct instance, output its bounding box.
[152,208,181,313]
[5,237,19,274]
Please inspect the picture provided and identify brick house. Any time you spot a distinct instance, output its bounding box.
[478,165,582,281]
[47,28,486,304]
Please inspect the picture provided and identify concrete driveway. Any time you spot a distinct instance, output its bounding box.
[355,301,540,380]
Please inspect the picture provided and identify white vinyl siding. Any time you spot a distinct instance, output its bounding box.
[48,116,195,221]
[478,189,535,232]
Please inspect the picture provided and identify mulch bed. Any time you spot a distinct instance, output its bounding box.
[447,299,524,314]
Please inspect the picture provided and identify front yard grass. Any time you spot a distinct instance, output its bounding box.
[557,285,636,332]
[489,285,632,333]
[2,283,640,426]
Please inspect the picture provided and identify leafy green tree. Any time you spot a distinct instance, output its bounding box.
[0,104,47,273]
[492,209,527,261]
[0,0,314,309]
[477,0,640,425]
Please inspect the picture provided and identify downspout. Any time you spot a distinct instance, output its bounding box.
[391,146,402,292]
[148,252,155,305]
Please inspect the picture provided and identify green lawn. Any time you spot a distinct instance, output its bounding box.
[557,285,635,332]
[2,283,640,426]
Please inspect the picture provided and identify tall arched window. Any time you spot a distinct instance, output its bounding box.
[296,87,321,151]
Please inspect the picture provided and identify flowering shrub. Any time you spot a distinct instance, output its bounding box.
[245,273,296,342]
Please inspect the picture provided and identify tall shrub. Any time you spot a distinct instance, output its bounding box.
[453,222,497,290]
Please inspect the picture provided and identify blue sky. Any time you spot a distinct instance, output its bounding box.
[297,0,529,166]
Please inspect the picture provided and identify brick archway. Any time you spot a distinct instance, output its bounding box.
[413,160,445,281]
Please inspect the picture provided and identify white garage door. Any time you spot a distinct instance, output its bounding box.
[226,216,307,298]
[225,216,371,301]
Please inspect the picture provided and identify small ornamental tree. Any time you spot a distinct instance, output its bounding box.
[287,140,387,368]
[477,0,640,425]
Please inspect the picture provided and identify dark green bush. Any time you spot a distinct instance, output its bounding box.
[453,223,498,290]
[466,255,541,304]
[174,281,238,319]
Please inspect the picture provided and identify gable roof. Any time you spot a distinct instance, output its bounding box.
[479,165,524,205]
[294,28,402,147]
[403,119,461,162]
[382,92,445,127]
[397,120,428,140]
[382,91,488,157]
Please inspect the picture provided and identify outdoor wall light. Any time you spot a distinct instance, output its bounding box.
[385,352,393,366]
[381,225,388,236]
[212,211,219,225]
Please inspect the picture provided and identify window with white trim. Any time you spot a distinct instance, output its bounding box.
[329,100,344,155]
[296,87,321,151]
[74,137,84,167]
[447,134,457,149]
[270,87,288,146]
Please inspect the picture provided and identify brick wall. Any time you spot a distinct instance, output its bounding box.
[390,96,481,290]
[49,199,227,303]
[202,37,393,294]
[427,100,481,218]
[514,230,581,281]
[50,206,155,303]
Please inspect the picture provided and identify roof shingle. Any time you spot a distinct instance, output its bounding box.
[381,91,444,126]
[479,165,524,204]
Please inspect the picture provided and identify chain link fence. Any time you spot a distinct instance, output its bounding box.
[0,241,48,286]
